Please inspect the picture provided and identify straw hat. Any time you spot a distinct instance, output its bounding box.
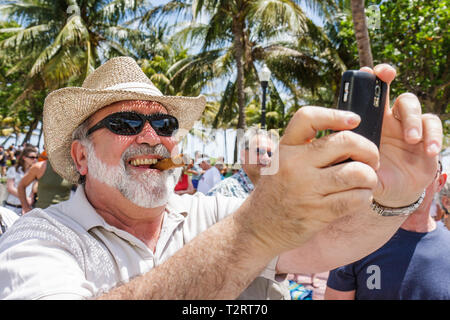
[43,56,206,184]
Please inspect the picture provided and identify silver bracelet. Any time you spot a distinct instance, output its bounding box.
[371,190,426,217]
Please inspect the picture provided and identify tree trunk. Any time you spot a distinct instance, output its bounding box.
[224,129,228,164]
[351,0,373,68]
[37,120,44,149]
[21,117,39,146]
[232,15,247,130]
[234,134,238,164]
[1,136,11,147]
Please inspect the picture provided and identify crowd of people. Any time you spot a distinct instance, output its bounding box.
[0,145,21,177]
[173,153,240,196]
[0,56,447,301]
[0,145,75,232]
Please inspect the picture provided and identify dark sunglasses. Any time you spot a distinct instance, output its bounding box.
[256,148,272,157]
[25,155,38,160]
[87,112,179,137]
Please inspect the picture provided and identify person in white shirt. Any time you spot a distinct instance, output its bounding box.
[4,146,38,215]
[0,57,442,300]
[196,157,222,194]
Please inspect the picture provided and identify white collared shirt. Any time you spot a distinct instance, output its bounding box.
[0,186,285,299]
[197,166,222,194]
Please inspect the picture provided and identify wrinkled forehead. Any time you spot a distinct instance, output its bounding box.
[89,100,168,123]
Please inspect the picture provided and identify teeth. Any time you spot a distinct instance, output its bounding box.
[130,158,158,166]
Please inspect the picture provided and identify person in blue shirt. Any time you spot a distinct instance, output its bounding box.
[325,161,450,300]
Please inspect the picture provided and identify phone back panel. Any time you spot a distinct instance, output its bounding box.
[338,70,387,147]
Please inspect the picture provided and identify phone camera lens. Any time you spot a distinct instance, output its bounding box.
[375,85,381,97]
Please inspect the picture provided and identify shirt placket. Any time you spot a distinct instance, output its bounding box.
[153,211,186,265]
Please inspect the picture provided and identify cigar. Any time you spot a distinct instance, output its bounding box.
[151,154,187,170]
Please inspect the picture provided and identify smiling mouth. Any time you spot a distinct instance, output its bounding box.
[129,158,159,166]
[128,154,187,171]
[127,154,186,171]
[128,157,162,170]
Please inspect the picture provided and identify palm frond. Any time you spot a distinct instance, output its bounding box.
[0,1,57,26]
[0,24,53,51]
[140,0,191,28]
[250,0,308,41]
[98,0,147,23]
[29,14,89,77]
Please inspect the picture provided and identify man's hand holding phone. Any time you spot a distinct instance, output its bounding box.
[273,65,443,274]
[341,64,442,208]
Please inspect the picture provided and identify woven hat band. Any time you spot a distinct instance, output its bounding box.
[105,82,163,96]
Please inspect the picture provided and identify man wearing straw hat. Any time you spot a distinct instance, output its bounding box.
[0,57,443,299]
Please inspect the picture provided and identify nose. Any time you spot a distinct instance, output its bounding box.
[259,155,271,166]
[258,150,272,166]
[135,121,162,146]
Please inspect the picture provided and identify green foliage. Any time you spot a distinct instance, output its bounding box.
[0,0,448,142]
[0,0,152,142]
[148,0,340,132]
[331,0,449,126]
[373,0,449,118]
[0,20,40,140]
[318,0,449,142]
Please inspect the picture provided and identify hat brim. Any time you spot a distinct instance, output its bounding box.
[43,87,206,184]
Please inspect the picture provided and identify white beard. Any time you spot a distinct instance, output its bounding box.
[83,140,181,208]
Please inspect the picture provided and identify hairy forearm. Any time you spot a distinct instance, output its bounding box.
[278,206,406,274]
[98,202,273,299]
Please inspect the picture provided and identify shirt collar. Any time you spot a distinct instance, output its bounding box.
[236,169,254,192]
[166,192,189,219]
[62,186,188,232]
[61,185,109,231]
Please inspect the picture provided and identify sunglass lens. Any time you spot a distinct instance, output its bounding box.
[108,114,143,135]
[151,117,178,136]
[256,148,272,157]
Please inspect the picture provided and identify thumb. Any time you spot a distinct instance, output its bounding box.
[281,106,361,146]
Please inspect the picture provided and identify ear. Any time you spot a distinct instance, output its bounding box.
[437,173,447,192]
[71,140,88,176]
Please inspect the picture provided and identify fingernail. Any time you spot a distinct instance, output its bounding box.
[407,128,420,140]
[427,142,440,154]
[346,113,360,125]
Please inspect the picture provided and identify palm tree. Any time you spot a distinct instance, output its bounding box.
[144,0,339,131]
[350,0,373,67]
[0,0,151,143]
[1,0,150,87]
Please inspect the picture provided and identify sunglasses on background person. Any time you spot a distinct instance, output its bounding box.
[87,112,179,137]
[256,148,272,158]
[24,155,38,160]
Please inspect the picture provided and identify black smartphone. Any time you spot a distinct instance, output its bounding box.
[337,70,388,148]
